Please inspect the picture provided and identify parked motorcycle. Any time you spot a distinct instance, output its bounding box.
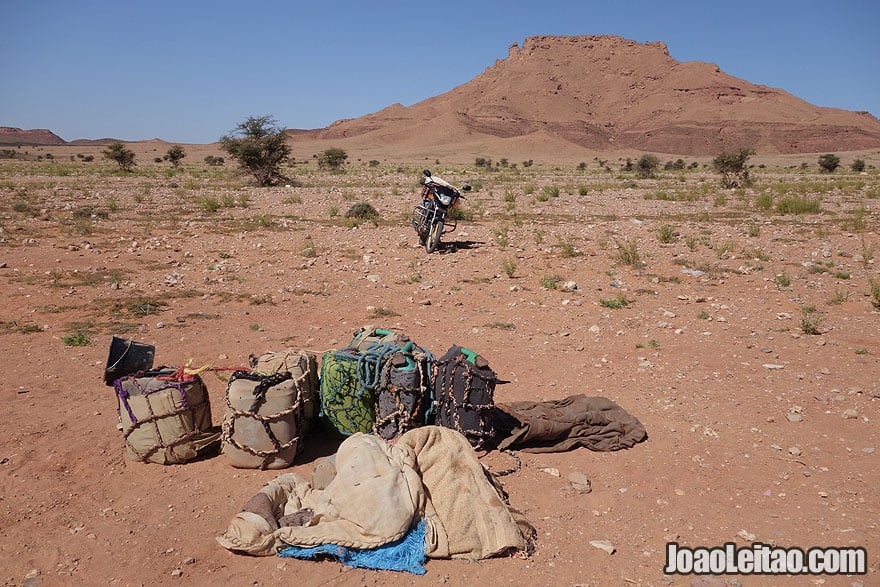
[411,169,471,253]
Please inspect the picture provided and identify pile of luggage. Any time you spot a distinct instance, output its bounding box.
[105,326,504,469]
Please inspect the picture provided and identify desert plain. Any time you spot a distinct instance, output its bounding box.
[1,141,879,587]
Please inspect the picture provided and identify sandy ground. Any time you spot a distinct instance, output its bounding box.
[1,150,878,586]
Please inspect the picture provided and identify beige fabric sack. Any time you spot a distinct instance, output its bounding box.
[249,349,319,435]
[114,369,220,465]
[222,371,304,470]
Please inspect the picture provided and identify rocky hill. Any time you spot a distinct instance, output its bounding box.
[291,35,880,158]
[0,126,66,146]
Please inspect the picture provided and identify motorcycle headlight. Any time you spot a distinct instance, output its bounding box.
[437,193,453,206]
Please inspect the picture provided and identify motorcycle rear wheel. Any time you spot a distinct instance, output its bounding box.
[426,221,443,253]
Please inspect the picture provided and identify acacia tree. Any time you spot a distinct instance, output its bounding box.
[102,141,136,171]
[818,153,840,173]
[220,115,291,186]
[163,145,186,167]
[712,148,754,188]
[635,154,659,178]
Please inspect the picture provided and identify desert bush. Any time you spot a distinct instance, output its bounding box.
[712,149,753,188]
[251,213,274,228]
[775,273,791,287]
[540,274,563,289]
[870,278,880,309]
[344,202,378,221]
[204,155,225,166]
[201,196,220,213]
[318,148,348,171]
[502,258,517,278]
[776,196,821,214]
[799,305,824,335]
[636,154,660,178]
[220,115,290,186]
[756,192,773,211]
[542,185,560,198]
[62,329,92,347]
[851,159,866,172]
[827,290,849,305]
[615,240,641,266]
[448,206,473,221]
[818,153,840,173]
[475,157,492,168]
[369,307,400,319]
[102,142,136,171]
[557,239,581,258]
[599,294,631,309]
[657,224,677,244]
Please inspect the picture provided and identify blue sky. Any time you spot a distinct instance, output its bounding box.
[3,0,878,144]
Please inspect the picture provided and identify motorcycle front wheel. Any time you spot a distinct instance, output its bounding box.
[426,221,444,253]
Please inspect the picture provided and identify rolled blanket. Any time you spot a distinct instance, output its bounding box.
[494,394,648,453]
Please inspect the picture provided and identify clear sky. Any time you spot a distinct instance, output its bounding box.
[3,0,878,144]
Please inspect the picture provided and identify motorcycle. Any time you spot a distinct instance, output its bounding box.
[411,169,471,253]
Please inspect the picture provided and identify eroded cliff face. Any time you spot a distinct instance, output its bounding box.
[296,34,880,156]
[0,127,66,145]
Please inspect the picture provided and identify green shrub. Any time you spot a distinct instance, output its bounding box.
[657,224,677,244]
[800,305,824,335]
[558,239,581,258]
[599,294,630,309]
[62,330,92,347]
[503,258,517,278]
[776,196,821,214]
[870,278,880,309]
[818,153,840,173]
[756,192,773,211]
[201,197,220,213]
[318,147,348,171]
[615,240,641,266]
[542,185,560,198]
[540,274,562,289]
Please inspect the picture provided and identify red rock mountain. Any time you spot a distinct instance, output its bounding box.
[291,35,880,157]
[0,127,66,146]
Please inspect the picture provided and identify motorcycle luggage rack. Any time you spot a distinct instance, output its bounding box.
[411,205,431,234]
